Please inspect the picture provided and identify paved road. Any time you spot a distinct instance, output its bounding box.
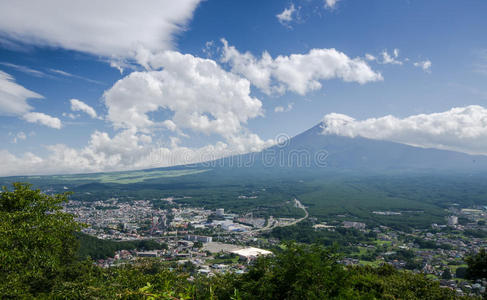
[285,198,309,227]
[251,198,308,234]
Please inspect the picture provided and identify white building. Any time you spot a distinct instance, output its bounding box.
[216,208,225,216]
[447,215,458,226]
[185,235,213,243]
[231,247,272,262]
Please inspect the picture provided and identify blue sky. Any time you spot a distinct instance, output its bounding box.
[0,0,486,175]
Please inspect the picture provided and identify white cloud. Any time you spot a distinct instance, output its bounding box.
[413,60,432,72]
[381,49,403,65]
[0,128,275,176]
[365,54,376,61]
[0,70,42,116]
[274,103,294,113]
[221,39,383,96]
[70,98,98,119]
[0,151,45,176]
[277,4,296,26]
[0,0,201,60]
[322,105,487,156]
[104,51,263,139]
[23,112,61,129]
[0,70,62,128]
[324,0,340,9]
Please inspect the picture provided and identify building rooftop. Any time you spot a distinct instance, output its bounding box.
[231,247,272,258]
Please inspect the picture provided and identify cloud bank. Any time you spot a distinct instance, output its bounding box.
[322,105,487,155]
[0,129,274,176]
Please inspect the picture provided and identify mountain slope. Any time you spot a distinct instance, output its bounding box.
[215,122,487,172]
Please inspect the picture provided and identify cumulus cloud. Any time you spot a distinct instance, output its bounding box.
[23,112,62,129]
[277,4,296,26]
[43,50,275,175]
[104,51,263,139]
[221,39,383,95]
[0,0,201,60]
[413,60,432,72]
[321,105,487,155]
[70,99,99,119]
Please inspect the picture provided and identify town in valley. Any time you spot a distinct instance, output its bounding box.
[63,193,487,297]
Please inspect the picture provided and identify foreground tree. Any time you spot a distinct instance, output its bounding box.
[0,183,81,297]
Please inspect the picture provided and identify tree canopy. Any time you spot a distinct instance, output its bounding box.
[0,183,80,297]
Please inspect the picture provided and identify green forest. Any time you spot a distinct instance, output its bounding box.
[77,233,167,260]
[1,183,485,299]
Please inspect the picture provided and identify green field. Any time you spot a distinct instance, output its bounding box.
[48,169,209,184]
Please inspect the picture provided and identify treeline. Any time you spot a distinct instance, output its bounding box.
[1,183,484,299]
[76,233,167,260]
